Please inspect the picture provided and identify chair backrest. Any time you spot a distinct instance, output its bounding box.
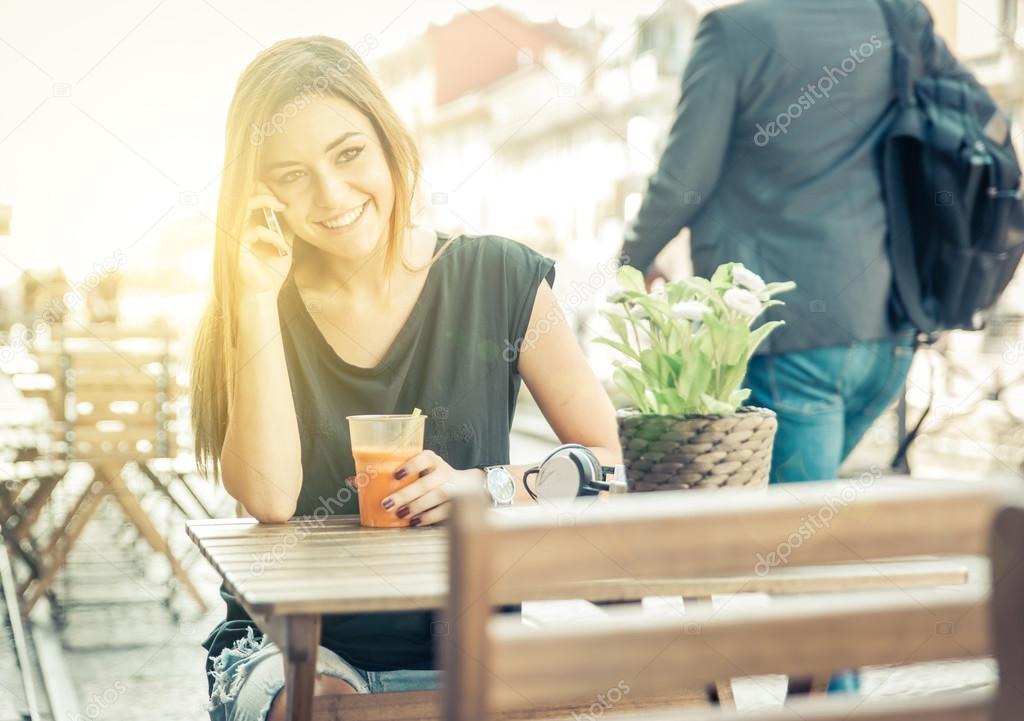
[441,479,1024,721]
[56,324,181,462]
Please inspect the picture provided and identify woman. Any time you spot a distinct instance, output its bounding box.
[191,36,621,721]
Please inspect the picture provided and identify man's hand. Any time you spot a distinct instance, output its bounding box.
[644,264,670,292]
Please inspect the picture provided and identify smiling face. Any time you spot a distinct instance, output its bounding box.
[259,95,395,265]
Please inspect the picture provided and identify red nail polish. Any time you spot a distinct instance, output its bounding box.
[382,498,394,510]
[396,506,410,519]
[394,468,406,480]
[409,517,421,527]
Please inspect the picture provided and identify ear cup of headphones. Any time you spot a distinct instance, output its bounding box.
[534,444,609,499]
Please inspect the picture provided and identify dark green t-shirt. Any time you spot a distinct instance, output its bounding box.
[203,232,556,683]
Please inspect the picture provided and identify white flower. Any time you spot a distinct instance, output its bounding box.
[671,300,711,322]
[724,287,762,316]
[733,266,766,293]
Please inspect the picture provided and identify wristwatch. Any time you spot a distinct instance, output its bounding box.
[479,465,516,506]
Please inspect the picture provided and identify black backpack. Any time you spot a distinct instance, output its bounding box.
[876,0,1024,335]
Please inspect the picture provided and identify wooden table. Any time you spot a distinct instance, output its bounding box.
[187,513,971,721]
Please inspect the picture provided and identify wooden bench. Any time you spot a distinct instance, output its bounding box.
[440,479,1023,721]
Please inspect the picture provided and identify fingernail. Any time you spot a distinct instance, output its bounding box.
[394,468,406,480]
[409,517,421,527]
[396,506,410,519]
[381,498,394,510]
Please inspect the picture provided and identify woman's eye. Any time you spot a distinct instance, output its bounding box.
[338,146,364,163]
[280,170,304,184]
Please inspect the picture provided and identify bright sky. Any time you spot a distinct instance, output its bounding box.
[0,0,664,286]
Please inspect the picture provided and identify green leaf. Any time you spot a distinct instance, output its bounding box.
[700,392,737,415]
[723,321,749,365]
[710,263,735,290]
[729,388,751,406]
[748,320,785,355]
[639,349,664,387]
[654,388,686,415]
[762,280,797,297]
[662,353,683,380]
[601,309,631,345]
[617,266,646,294]
[592,337,640,361]
[677,353,713,410]
[613,367,647,410]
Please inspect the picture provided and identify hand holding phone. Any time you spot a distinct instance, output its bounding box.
[238,185,292,296]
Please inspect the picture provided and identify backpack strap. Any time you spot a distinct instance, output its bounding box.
[875,0,927,107]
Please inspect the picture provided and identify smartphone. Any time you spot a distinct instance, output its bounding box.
[261,207,287,256]
[262,206,283,236]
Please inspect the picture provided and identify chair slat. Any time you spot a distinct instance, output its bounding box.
[485,589,989,712]
[487,481,997,595]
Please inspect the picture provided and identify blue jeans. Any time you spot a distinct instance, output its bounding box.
[744,333,915,694]
[207,627,441,721]
[745,334,916,484]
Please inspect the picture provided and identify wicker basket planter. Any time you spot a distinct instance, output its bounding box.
[619,406,777,492]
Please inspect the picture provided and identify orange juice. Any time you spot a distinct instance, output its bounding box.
[352,446,421,527]
[347,413,426,528]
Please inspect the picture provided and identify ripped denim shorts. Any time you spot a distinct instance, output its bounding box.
[207,626,442,721]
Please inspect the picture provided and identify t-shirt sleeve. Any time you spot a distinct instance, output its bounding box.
[500,238,556,372]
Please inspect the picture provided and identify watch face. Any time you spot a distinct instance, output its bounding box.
[486,467,515,504]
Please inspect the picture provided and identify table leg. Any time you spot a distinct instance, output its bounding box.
[284,615,321,721]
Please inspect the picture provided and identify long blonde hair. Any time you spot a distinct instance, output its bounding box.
[191,36,425,481]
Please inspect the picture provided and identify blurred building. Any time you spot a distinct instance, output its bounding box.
[925,0,1023,126]
[374,2,700,267]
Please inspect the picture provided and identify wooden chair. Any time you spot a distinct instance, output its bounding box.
[13,323,208,614]
[440,479,1024,721]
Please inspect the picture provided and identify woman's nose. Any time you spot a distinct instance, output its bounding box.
[312,172,352,209]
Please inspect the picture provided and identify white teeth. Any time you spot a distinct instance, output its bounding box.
[320,202,366,229]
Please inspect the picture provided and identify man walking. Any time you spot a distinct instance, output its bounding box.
[619,0,983,488]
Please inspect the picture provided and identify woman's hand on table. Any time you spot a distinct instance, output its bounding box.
[379,450,483,527]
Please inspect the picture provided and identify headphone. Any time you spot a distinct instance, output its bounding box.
[522,444,627,501]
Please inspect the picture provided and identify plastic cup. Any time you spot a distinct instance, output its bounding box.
[347,414,427,528]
